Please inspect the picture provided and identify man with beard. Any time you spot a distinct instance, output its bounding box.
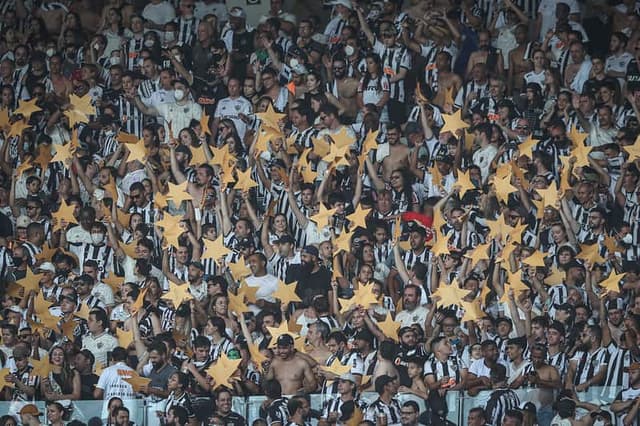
[185,261,206,301]
[391,327,428,387]
[325,56,359,122]
[245,253,280,314]
[611,363,640,426]
[395,286,429,331]
[388,225,430,303]
[466,31,504,80]
[605,298,626,346]
[375,124,410,182]
[138,342,178,402]
[467,340,501,396]
[182,336,213,420]
[265,334,316,396]
[322,331,364,397]
[566,324,609,392]
[286,245,331,303]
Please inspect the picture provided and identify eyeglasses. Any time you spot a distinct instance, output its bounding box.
[18,334,31,340]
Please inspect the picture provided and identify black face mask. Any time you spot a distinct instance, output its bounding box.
[301,260,314,274]
[12,256,23,267]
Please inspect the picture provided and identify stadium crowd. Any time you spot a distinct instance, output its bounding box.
[1,0,640,425]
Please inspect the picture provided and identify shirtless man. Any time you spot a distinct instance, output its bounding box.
[466,30,504,79]
[266,334,317,395]
[526,345,562,389]
[325,57,359,122]
[364,340,399,391]
[564,40,592,93]
[432,52,462,110]
[306,321,332,365]
[508,24,534,94]
[376,124,410,181]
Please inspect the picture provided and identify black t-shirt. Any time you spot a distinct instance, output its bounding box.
[626,59,640,91]
[0,212,12,238]
[286,264,331,303]
[79,373,98,400]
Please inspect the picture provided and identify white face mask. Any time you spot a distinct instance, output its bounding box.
[592,420,604,426]
[46,48,55,58]
[344,45,355,56]
[109,56,121,66]
[144,39,155,48]
[93,43,101,50]
[622,233,633,244]
[289,58,299,68]
[174,89,185,101]
[91,233,105,245]
[164,32,176,43]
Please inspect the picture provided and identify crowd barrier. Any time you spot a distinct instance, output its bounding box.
[0,386,621,425]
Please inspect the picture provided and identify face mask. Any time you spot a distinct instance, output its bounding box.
[344,45,355,56]
[94,43,101,50]
[144,39,155,48]
[593,421,604,426]
[46,48,55,57]
[174,54,182,62]
[289,58,299,68]
[91,233,105,245]
[110,56,121,66]
[622,233,633,244]
[12,256,23,267]
[164,32,176,43]
[174,89,185,101]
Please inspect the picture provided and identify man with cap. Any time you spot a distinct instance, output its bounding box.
[364,375,402,425]
[323,0,353,45]
[353,328,377,375]
[5,343,38,401]
[75,273,106,311]
[285,245,332,303]
[589,410,613,426]
[319,373,364,426]
[392,325,427,387]
[263,234,298,282]
[388,223,430,304]
[19,404,42,425]
[131,77,202,143]
[611,363,640,426]
[67,220,114,280]
[265,333,317,395]
[605,298,626,346]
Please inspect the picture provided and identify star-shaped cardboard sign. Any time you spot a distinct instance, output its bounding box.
[0,368,15,390]
[346,407,364,426]
[117,131,139,144]
[329,127,356,149]
[52,200,78,231]
[534,184,560,209]
[323,143,349,166]
[311,135,331,158]
[123,371,151,392]
[464,242,491,268]
[577,243,606,266]
[568,126,588,147]
[256,103,286,131]
[0,107,9,130]
[455,169,478,198]
[60,319,77,340]
[69,93,96,116]
[30,356,52,378]
[460,299,484,323]
[272,280,302,305]
[522,250,546,267]
[517,135,539,159]
[376,313,401,341]
[334,228,353,254]
[506,270,531,294]
[430,230,452,257]
[162,225,184,250]
[64,108,90,127]
[362,130,380,155]
[234,168,258,193]
[33,145,52,170]
[17,268,44,296]
[155,212,183,230]
[310,203,337,228]
[206,353,243,389]
[227,259,252,281]
[162,281,194,307]
[299,161,318,183]
[603,236,620,254]
[494,173,517,204]
[166,181,194,205]
[320,357,352,379]
[544,268,566,286]
[116,327,134,348]
[431,280,471,308]
[15,98,42,118]
[254,125,283,153]
[571,143,593,168]
[7,118,31,139]
[267,322,299,348]
[200,112,212,136]
[339,282,379,313]
[76,303,92,321]
[37,309,61,331]
[130,288,147,315]
[239,280,259,304]
[125,140,147,164]
[440,109,469,135]
[248,343,269,372]
[189,144,209,167]
[227,290,250,315]
[486,214,513,240]
[51,142,75,165]
[201,236,232,261]
[347,205,371,231]
[599,271,625,297]
[103,274,123,294]
[623,140,640,161]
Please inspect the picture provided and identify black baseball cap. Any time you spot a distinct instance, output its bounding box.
[276,334,294,347]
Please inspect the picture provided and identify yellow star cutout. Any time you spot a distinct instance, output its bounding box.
[130,288,147,314]
[334,228,353,254]
[34,291,53,315]
[189,144,209,166]
[431,280,471,308]
[116,327,134,348]
[603,236,620,254]
[0,368,15,390]
[494,173,517,204]
[33,145,52,170]
[517,135,539,159]
[227,290,251,315]
[598,271,625,297]
[568,125,588,147]
[267,322,299,348]
[155,212,183,230]
[522,250,546,267]
[227,258,252,281]
[310,203,337,228]
[376,313,401,341]
[234,168,258,193]
[206,353,243,389]
[51,142,75,166]
[0,107,9,130]
[256,103,286,131]
[329,127,356,149]
[161,281,194,307]
[347,205,371,231]
[166,181,194,205]
[576,243,606,266]
[117,131,139,144]
[15,98,42,118]
[464,242,491,269]
[299,162,318,183]
[123,371,151,392]
[272,280,302,305]
[311,135,331,158]
[239,281,259,304]
[248,343,269,372]
[7,118,31,139]
[64,109,89,127]
[534,183,560,209]
[201,236,232,261]
[430,231,451,256]
[623,139,640,161]
[320,357,352,379]
[544,268,566,286]
[456,169,478,198]
[17,268,44,296]
[30,357,52,378]
[200,112,212,136]
[125,139,147,164]
[460,299,484,323]
[52,200,78,231]
[76,303,92,321]
[254,124,283,153]
[69,93,96,116]
[571,143,593,168]
[440,109,469,135]
[362,130,380,154]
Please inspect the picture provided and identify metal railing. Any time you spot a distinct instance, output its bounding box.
[0,386,621,425]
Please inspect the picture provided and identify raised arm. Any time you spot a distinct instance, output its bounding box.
[355,5,376,45]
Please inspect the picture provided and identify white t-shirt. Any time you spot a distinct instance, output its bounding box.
[244,273,279,314]
[395,306,429,330]
[142,1,176,26]
[468,358,492,378]
[214,96,253,140]
[538,0,580,41]
[156,100,203,142]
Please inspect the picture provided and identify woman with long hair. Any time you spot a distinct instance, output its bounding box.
[162,372,195,423]
[206,294,239,337]
[41,346,81,405]
[201,315,237,361]
[45,402,66,426]
[356,53,390,123]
